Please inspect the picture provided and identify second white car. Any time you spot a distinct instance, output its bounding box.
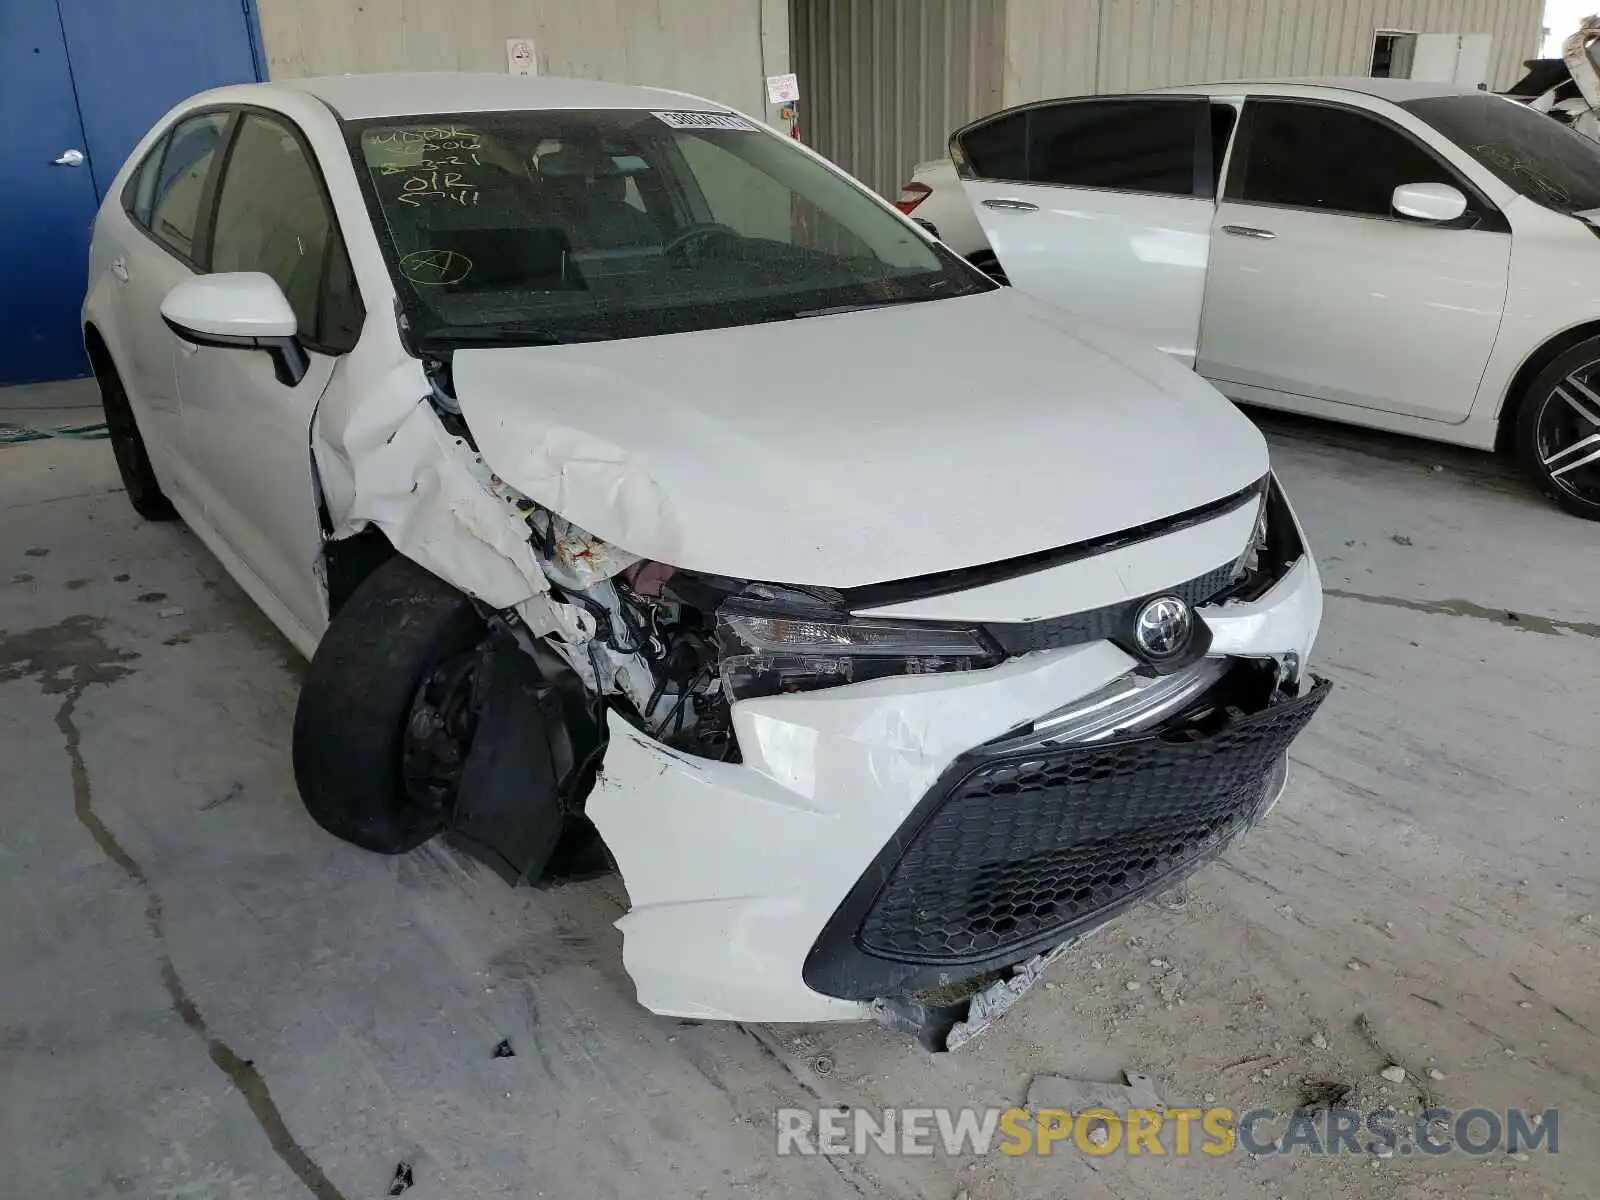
[900,78,1600,519]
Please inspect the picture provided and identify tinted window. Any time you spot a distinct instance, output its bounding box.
[211,114,361,351]
[1029,100,1202,195]
[148,112,229,259]
[1226,100,1457,216]
[957,111,1026,180]
[1403,92,1600,213]
[1210,103,1238,196]
[354,109,986,349]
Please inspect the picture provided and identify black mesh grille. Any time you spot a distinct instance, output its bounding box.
[1179,560,1242,607]
[982,561,1239,656]
[854,677,1329,965]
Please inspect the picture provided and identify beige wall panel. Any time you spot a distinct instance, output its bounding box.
[256,0,782,117]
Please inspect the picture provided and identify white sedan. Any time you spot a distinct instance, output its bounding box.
[900,78,1600,520]
[84,72,1324,1045]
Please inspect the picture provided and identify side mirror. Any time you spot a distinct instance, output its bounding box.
[1391,182,1468,224]
[160,272,309,387]
[912,216,942,240]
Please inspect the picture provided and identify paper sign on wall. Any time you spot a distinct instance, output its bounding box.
[506,38,537,76]
[765,72,800,104]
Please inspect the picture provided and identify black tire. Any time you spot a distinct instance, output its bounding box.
[1515,336,1600,521]
[969,250,1010,286]
[292,555,486,854]
[95,351,177,520]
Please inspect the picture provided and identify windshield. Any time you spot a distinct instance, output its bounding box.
[1402,93,1600,213]
[349,109,988,348]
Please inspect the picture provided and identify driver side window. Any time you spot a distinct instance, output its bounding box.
[1225,99,1460,218]
[208,113,364,353]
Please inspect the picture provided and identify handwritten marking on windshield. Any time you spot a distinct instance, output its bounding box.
[368,127,483,146]
[1472,143,1572,206]
[379,154,482,174]
[399,249,473,286]
[395,171,481,207]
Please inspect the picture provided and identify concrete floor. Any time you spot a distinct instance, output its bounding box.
[3,379,1598,1199]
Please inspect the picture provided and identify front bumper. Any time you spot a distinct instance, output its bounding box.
[804,672,1327,1000]
[588,545,1324,1024]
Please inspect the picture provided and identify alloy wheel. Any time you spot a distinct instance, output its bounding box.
[1534,361,1600,508]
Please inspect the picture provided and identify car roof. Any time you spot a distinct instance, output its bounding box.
[265,71,727,120]
[1147,76,1485,102]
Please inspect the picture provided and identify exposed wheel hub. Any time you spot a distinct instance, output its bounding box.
[401,648,482,812]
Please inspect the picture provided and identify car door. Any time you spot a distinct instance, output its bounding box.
[176,109,365,643]
[1198,96,1511,424]
[111,109,232,492]
[956,96,1225,365]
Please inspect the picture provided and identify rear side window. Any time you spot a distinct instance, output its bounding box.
[126,143,165,226]
[147,112,230,260]
[1209,103,1239,196]
[210,113,362,352]
[1028,100,1205,195]
[955,111,1026,181]
[955,99,1210,197]
[1225,99,1457,217]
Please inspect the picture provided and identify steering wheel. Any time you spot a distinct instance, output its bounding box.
[662,222,741,258]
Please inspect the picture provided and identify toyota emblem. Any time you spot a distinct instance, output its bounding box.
[1133,595,1193,659]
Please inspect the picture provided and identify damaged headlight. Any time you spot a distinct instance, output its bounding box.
[716,589,1001,699]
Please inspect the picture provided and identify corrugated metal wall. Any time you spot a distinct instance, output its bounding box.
[1002,0,1545,105]
[255,0,1542,195]
[791,0,1005,196]
[255,0,782,118]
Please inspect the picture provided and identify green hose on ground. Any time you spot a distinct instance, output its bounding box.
[0,422,110,446]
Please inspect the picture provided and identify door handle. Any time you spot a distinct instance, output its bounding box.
[1222,224,1277,239]
[52,149,85,167]
[111,258,129,282]
[981,198,1040,212]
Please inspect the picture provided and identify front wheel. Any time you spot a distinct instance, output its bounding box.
[1515,337,1600,520]
[292,555,487,853]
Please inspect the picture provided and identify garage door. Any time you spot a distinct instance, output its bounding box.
[1,0,262,385]
[791,0,1004,197]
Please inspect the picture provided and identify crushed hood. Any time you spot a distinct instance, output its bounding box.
[452,290,1268,588]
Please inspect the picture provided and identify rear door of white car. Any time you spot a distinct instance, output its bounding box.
[1199,95,1511,423]
[113,109,233,487]
[956,95,1224,366]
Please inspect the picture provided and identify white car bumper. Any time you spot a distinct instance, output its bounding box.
[588,504,1325,1025]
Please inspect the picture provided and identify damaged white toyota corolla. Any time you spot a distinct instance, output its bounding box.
[84,73,1326,1048]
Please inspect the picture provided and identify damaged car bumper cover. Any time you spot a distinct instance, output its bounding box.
[803,671,1328,1001]
[587,487,1325,1027]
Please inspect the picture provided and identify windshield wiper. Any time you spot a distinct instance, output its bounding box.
[418,323,616,348]
[788,274,963,319]
[791,291,952,319]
